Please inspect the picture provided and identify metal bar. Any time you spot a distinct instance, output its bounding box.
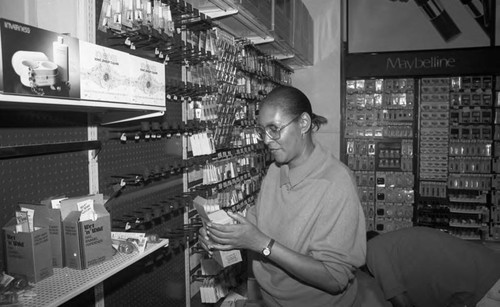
[0,141,102,159]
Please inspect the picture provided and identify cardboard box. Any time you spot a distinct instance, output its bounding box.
[3,218,53,283]
[18,203,64,268]
[193,196,242,268]
[60,194,113,270]
[0,18,80,98]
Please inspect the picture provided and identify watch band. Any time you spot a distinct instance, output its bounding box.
[262,238,275,257]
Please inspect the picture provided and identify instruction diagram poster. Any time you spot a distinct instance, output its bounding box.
[79,40,131,103]
[129,57,165,107]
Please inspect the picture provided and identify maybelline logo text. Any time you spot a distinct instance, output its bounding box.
[387,56,456,70]
[4,21,30,34]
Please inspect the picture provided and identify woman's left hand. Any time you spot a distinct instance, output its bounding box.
[206,211,267,252]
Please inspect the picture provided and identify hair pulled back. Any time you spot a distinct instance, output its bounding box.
[262,85,327,132]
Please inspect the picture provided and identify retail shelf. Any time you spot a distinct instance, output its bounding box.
[0,93,166,125]
[19,239,169,307]
[0,93,165,112]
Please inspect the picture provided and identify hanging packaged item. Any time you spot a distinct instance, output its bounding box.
[60,194,113,270]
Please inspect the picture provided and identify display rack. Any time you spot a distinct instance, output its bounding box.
[343,47,500,240]
[19,239,169,307]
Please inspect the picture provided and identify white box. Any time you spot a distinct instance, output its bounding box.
[193,196,242,268]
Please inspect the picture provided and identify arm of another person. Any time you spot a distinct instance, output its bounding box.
[366,237,412,307]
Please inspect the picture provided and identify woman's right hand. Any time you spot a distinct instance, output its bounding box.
[197,225,214,255]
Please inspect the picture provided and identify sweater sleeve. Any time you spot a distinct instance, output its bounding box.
[309,174,367,292]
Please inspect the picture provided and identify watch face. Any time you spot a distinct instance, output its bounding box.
[262,248,271,256]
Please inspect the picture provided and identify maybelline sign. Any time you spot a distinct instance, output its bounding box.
[386,55,456,70]
[345,47,500,78]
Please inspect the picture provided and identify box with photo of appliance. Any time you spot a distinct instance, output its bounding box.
[0,18,80,98]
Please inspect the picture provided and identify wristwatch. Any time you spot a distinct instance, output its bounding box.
[262,239,275,257]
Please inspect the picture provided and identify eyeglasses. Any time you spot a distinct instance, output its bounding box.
[254,114,301,141]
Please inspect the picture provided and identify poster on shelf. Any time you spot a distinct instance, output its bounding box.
[0,18,80,98]
[79,40,132,104]
[129,57,166,107]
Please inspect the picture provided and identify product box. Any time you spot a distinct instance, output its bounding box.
[79,40,132,104]
[129,56,166,107]
[18,203,64,268]
[60,194,113,270]
[0,18,80,98]
[193,196,242,268]
[3,218,53,283]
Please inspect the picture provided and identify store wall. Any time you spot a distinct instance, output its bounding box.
[348,0,492,53]
[0,0,89,41]
[292,0,342,157]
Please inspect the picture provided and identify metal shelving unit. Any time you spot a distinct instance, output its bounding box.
[20,239,168,307]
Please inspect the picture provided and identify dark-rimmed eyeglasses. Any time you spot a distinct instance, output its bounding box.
[254,114,301,141]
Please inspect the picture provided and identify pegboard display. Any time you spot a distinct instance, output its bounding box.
[0,153,89,204]
[0,1,291,306]
[0,110,88,147]
[101,177,187,307]
[93,96,188,306]
[103,249,186,307]
[342,74,499,241]
[344,78,416,233]
[105,177,184,228]
[0,109,90,272]
[97,134,183,197]
[97,104,184,197]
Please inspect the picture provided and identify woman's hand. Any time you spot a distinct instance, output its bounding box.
[204,211,268,253]
[198,225,214,255]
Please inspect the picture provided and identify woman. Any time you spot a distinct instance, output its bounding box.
[200,86,366,306]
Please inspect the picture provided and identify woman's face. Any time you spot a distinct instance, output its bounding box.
[258,103,304,168]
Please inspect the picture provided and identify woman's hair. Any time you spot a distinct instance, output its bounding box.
[262,85,328,132]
